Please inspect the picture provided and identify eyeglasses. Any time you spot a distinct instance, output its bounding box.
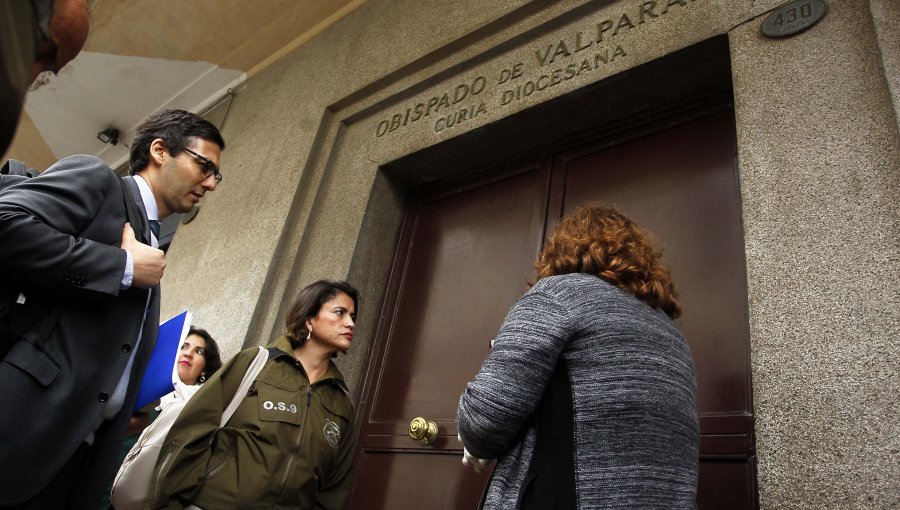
[182,147,222,184]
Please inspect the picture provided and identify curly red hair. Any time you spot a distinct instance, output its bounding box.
[535,204,681,318]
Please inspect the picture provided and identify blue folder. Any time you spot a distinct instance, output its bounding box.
[134,311,192,410]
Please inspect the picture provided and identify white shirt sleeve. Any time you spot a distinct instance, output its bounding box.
[121,249,133,289]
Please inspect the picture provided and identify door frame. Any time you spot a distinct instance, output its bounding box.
[345,35,756,508]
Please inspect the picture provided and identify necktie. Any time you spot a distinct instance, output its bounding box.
[149,220,160,241]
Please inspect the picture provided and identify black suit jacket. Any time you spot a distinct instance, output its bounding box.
[0,155,161,508]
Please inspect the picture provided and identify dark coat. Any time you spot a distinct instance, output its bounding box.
[0,155,160,508]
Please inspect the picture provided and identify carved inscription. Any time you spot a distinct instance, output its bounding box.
[374,0,701,138]
[501,45,627,106]
[375,77,487,137]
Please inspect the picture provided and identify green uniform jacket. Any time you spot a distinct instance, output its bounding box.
[146,336,355,509]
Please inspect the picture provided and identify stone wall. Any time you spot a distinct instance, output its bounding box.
[160,0,899,507]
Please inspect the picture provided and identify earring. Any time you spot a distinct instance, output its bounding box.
[306,326,312,341]
[199,373,206,384]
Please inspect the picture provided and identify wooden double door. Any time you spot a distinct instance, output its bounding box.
[349,110,756,509]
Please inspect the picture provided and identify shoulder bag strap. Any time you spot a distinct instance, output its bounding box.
[219,346,268,427]
[117,175,146,236]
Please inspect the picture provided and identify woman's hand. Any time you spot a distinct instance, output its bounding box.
[458,434,494,473]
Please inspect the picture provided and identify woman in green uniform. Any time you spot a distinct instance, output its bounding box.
[147,280,359,510]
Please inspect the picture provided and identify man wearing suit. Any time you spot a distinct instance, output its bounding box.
[0,109,224,509]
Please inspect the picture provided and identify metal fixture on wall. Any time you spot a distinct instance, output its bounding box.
[96,127,119,145]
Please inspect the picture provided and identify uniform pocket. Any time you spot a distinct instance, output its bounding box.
[320,392,352,423]
[256,381,302,426]
[205,433,235,481]
[317,394,352,451]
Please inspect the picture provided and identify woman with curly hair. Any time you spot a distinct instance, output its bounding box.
[458,204,698,509]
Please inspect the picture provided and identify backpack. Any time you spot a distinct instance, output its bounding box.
[110,346,270,510]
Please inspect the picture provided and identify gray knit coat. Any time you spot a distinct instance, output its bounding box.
[457,273,698,509]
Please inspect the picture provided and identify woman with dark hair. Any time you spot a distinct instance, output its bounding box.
[103,327,222,509]
[178,326,223,386]
[147,280,359,510]
[457,204,699,509]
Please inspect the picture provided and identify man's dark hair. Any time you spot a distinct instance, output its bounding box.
[129,109,225,175]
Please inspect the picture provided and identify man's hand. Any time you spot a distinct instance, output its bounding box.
[121,223,165,288]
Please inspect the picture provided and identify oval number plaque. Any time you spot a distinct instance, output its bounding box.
[761,0,828,38]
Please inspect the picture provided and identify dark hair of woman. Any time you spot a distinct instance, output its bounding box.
[534,203,681,318]
[284,280,360,349]
[187,326,223,379]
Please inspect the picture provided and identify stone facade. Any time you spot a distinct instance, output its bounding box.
[159,1,899,507]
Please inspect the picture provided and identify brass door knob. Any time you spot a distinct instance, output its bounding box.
[408,417,438,445]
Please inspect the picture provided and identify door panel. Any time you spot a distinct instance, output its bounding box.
[697,455,758,509]
[370,164,547,428]
[351,163,549,509]
[351,111,755,508]
[552,111,751,419]
[551,110,756,508]
[351,451,491,509]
